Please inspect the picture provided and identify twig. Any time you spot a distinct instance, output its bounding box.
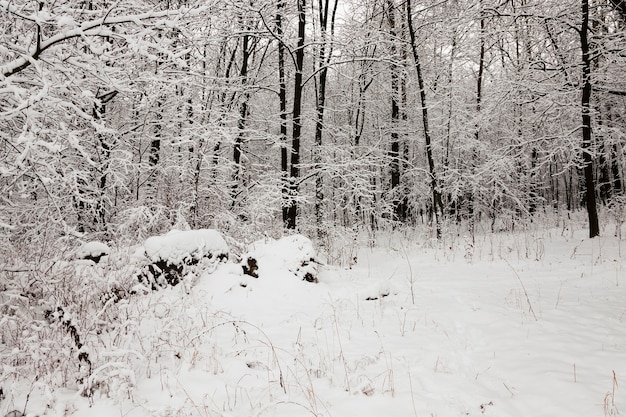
[504,259,538,321]
[408,371,418,417]
[402,248,416,305]
[503,382,515,397]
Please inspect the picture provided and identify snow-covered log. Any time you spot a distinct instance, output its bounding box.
[243,234,320,283]
[139,229,229,289]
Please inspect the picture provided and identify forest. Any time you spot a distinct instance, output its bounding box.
[1,2,626,416]
[2,0,625,250]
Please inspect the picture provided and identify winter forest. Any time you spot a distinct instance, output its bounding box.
[1,0,626,416]
[2,0,626,243]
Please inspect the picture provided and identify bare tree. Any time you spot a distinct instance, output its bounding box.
[286,0,306,229]
[581,0,600,237]
[313,0,340,237]
[406,0,443,238]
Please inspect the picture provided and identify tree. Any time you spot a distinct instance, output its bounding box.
[313,0,340,237]
[3,0,623,249]
[406,0,443,238]
[0,0,207,242]
[286,0,306,230]
[580,0,600,237]
[275,0,290,226]
[231,8,255,211]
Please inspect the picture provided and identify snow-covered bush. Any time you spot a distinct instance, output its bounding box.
[0,242,141,405]
[75,241,110,264]
[138,229,229,290]
[114,205,174,244]
[317,226,359,268]
[607,195,626,239]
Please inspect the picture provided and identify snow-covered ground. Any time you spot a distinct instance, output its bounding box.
[1,226,625,417]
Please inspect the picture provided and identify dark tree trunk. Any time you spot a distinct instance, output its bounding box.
[406,0,442,238]
[146,97,162,204]
[286,0,306,230]
[276,0,289,226]
[313,0,339,238]
[352,48,375,221]
[93,90,117,231]
[444,33,456,218]
[529,148,538,214]
[581,0,600,237]
[232,24,251,209]
[387,0,405,223]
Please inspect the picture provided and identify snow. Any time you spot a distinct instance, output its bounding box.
[76,241,110,259]
[1,227,625,417]
[142,229,229,263]
[55,16,76,27]
[244,234,318,280]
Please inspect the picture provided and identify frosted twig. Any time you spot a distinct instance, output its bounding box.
[504,259,538,321]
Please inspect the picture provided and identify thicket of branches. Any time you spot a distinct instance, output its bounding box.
[1,0,625,255]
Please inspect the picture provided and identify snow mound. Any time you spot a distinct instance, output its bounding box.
[143,229,228,263]
[245,234,319,282]
[76,241,110,263]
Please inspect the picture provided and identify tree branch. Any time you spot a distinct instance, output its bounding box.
[1,5,201,78]
[594,84,626,96]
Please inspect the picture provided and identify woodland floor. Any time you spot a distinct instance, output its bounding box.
[1,220,625,417]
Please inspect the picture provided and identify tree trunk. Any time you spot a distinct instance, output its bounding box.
[314,0,339,238]
[93,90,117,231]
[444,32,456,219]
[387,0,405,224]
[145,97,162,204]
[581,0,600,237]
[276,0,289,226]
[286,0,306,230]
[406,0,442,238]
[232,23,251,210]
[469,2,486,241]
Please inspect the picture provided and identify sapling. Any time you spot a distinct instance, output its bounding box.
[464,234,474,263]
[402,248,416,305]
[607,196,626,241]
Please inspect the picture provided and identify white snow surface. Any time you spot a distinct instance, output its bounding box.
[143,229,229,263]
[2,227,626,417]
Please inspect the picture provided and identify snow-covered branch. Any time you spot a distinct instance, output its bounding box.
[0,4,205,78]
